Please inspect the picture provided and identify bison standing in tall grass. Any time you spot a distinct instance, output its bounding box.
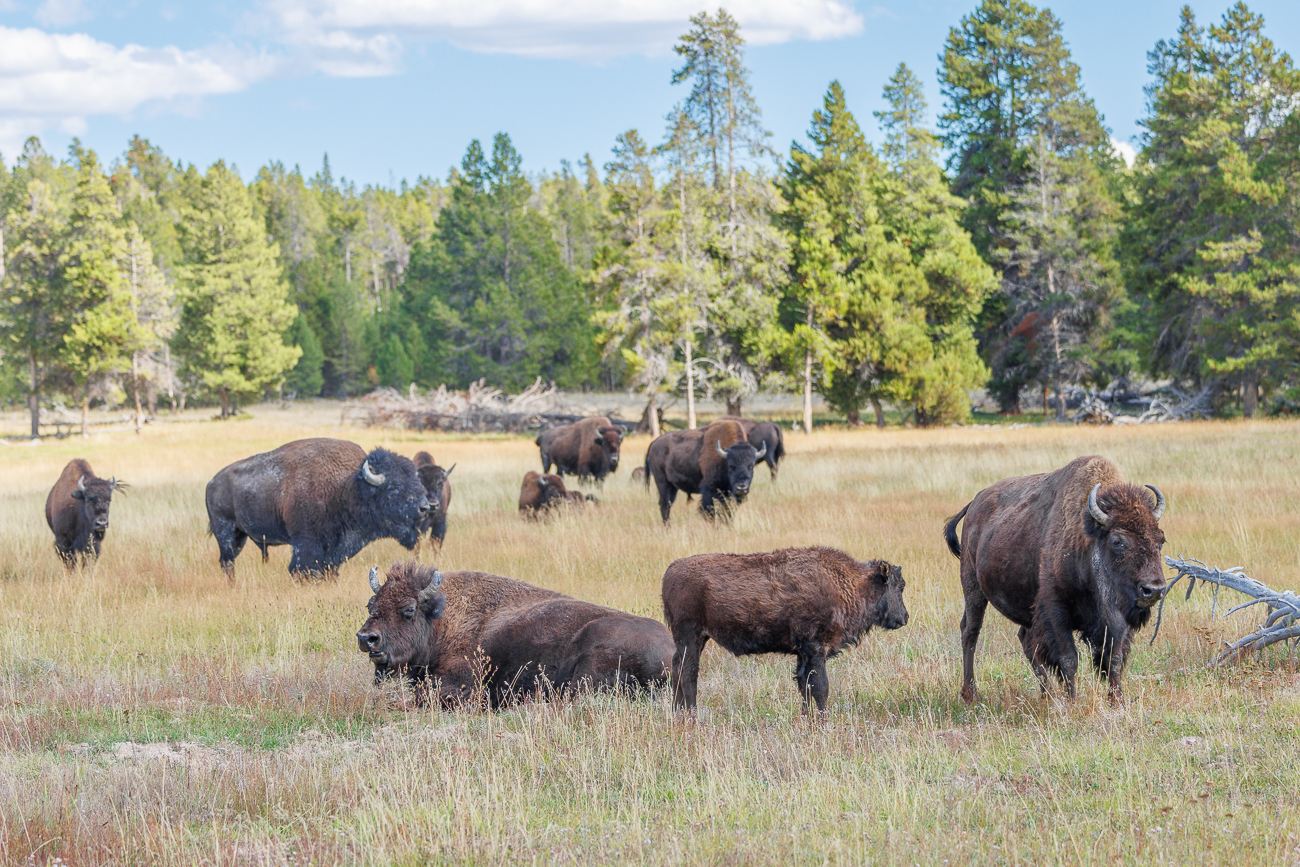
[413,451,453,550]
[45,459,125,568]
[536,417,623,483]
[943,455,1168,704]
[356,563,674,706]
[645,419,765,523]
[661,547,909,717]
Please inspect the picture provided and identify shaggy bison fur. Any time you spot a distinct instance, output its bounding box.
[536,417,623,483]
[357,562,675,706]
[45,458,125,568]
[644,419,765,523]
[662,546,909,716]
[413,451,453,550]
[718,416,785,480]
[518,471,593,518]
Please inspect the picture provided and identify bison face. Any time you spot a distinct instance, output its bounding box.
[356,449,430,549]
[417,465,447,512]
[720,441,760,500]
[71,475,119,534]
[596,426,623,471]
[1086,483,1168,624]
[870,561,909,630]
[357,565,446,678]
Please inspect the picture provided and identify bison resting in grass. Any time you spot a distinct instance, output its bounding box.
[206,438,430,580]
[536,416,623,483]
[45,459,126,568]
[413,451,453,550]
[645,419,765,523]
[944,455,1168,704]
[718,416,785,481]
[661,547,908,717]
[357,562,674,706]
[518,471,593,518]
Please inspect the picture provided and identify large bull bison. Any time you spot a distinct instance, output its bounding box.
[662,547,908,717]
[644,419,765,522]
[206,438,430,580]
[536,417,623,483]
[518,471,593,518]
[943,455,1168,704]
[357,562,674,706]
[719,416,785,481]
[413,451,453,550]
[45,459,126,568]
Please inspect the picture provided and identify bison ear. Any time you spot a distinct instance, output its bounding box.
[874,561,891,582]
[71,489,85,500]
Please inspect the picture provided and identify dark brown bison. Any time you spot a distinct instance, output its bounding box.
[412,451,453,550]
[662,547,908,717]
[357,562,675,706]
[536,416,623,483]
[943,455,1168,704]
[718,416,785,480]
[45,459,126,568]
[206,438,430,580]
[644,419,765,523]
[518,471,593,518]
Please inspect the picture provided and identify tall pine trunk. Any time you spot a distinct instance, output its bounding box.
[132,353,143,434]
[81,382,89,438]
[28,351,39,438]
[685,340,696,429]
[219,387,231,419]
[726,395,742,416]
[1244,371,1258,418]
[872,397,886,428]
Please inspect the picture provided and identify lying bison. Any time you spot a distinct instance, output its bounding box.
[943,455,1168,704]
[518,471,594,518]
[662,547,908,717]
[536,416,623,483]
[645,419,765,522]
[718,416,785,481]
[206,438,429,580]
[413,451,454,550]
[45,459,126,568]
[357,562,674,706]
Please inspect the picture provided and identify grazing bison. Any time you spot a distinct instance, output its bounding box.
[536,416,624,483]
[518,471,593,518]
[943,455,1168,704]
[662,547,908,717]
[206,438,430,580]
[718,416,785,481]
[412,451,454,550]
[45,459,126,568]
[644,419,765,523]
[357,562,675,706]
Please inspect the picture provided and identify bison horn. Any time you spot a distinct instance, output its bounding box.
[1088,483,1113,528]
[537,476,549,487]
[368,566,382,593]
[361,459,386,487]
[445,463,456,476]
[754,443,767,460]
[717,440,728,457]
[109,476,119,489]
[417,570,444,604]
[594,433,604,443]
[77,475,87,493]
[1145,484,1166,521]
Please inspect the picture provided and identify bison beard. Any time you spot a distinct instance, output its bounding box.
[943,455,1168,704]
[45,458,126,568]
[645,419,766,523]
[661,547,908,717]
[356,563,674,707]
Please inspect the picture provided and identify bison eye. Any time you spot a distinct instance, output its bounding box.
[1110,535,1126,551]
[402,606,416,619]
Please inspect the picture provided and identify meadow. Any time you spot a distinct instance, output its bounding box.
[1,405,1298,865]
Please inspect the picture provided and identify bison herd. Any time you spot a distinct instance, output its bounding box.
[40,410,1172,715]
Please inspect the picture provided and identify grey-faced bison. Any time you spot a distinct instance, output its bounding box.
[943,455,1168,704]
[661,546,908,717]
[644,419,765,522]
[206,438,429,580]
[45,459,126,568]
[718,416,785,481]
[357,562,674,707]
[536,416,623,483]
[413,451,453,550]
[518,471,593,518]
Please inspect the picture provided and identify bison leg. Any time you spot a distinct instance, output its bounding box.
[958,591,988,703]
[214,526,248,580]
[655,478,679,524]
[1084,622,1132,705]
[793,650,830,718]
[431,515,447,549]
[670,628,708,711]
[1026,612,1079,698]
[54,543,77,571]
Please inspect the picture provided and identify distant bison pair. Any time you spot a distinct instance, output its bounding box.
[645,419,767,522]
[45,459,126,568]
[536,417,624,483]
[358,563,673,706]
[518,471,595,518]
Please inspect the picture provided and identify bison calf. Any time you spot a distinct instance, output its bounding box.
[412,451,454,550]
[662,546,908,717]
[45,459,125,568]
[519,471,593,518]
[357,562,674,707]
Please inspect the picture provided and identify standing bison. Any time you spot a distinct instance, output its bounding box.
[718,416,785,481]
[536,417,624,483]
[45,459,126,568]
[518,471,593,518]
[206,438,429,580]
[412,451,453,551]
[357,562,674,706]
[644,419,765,523]
[662,547,908,717]
[943,455,1168,704]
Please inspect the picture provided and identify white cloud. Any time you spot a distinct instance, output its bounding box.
[0,26,277,156]
[265,0,865,69]
[35,0,91,28]
[1111,138,1137,169]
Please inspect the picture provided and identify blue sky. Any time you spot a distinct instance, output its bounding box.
[1,0,1297,187]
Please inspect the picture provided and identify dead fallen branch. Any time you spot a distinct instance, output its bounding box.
[1153,556,1300,665]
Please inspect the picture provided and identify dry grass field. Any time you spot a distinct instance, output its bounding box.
[1,406,1298,865]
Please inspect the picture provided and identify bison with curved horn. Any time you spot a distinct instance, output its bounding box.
[717,416,785,481]
[535,416,624,483]
[45,459,126,568]
[412,451,454,551]
[644,419,765,523]
[943,455,1168,704]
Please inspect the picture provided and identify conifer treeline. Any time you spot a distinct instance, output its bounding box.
[1,1,1296,433]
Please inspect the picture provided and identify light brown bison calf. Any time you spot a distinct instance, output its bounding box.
[518,471,593,518]
[662,546,908,717]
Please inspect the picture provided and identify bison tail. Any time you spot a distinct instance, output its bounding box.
[943,504,969,558]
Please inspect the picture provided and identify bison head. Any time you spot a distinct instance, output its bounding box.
[595,425,623,471]
[357,563,446,680]
[1086,483,1168,625]
[355,448,430,549]
[417,463,452,513]
[868,560,909,630]
[715,439,766,500]
[71,474,124,534]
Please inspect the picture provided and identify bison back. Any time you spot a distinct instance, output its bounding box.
[557,614,675,693]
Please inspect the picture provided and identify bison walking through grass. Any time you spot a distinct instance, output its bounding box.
[661,547,908,717]
[45,458,126,568]
[536,417,623,483]
[645,419,765,523]
[412,451,453,551]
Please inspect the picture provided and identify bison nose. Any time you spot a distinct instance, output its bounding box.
[1139,582,1166,602]
[610,457,619,467]
[357,631,382,652]
[95,519,109,528]
[417,498,431,515]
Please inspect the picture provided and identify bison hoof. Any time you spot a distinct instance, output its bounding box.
[959,685,977,704]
